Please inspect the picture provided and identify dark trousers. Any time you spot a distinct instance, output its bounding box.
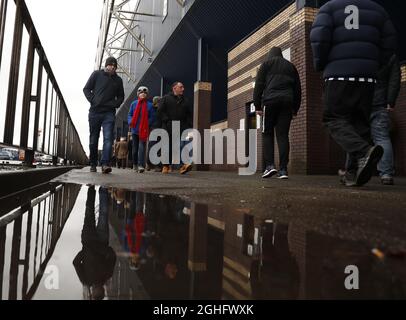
[117,159,126,169]
[88,111,115,166]
[323,81,375,172]
[262,103,293,170]
[132,134,146,167]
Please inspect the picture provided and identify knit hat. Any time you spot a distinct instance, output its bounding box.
[137,86,149,95]
[105,56,118,68]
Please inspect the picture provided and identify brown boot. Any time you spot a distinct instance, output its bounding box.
[162,165,169,174]
[180,164,193,175]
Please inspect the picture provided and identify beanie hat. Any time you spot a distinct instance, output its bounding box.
[105,56,118,68]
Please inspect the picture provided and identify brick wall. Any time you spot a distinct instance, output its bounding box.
[226,5,405,175]
[227,4,295,172]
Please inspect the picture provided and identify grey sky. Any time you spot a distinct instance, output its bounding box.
[25,0,104,155]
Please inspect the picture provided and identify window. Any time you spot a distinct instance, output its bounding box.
[162,0,168,22]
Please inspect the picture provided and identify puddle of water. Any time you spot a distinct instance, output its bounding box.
[0,183,405,300]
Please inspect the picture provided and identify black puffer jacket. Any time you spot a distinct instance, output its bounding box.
[373,54,401,108]
[157,93,193,134]
[310,0,397,79]
[253,47,302,114]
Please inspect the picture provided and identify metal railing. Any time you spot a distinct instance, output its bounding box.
[0,183,81,300]
[0,0,87,165]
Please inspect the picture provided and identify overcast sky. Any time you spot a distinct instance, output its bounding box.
[26,0,104,155]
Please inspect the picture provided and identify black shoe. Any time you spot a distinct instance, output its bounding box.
[338,169,357,187]
[355,146,384,186]
[102,166,112,174]
[277,169,289,180]
[262,166,278,179]
[90,166,97,173]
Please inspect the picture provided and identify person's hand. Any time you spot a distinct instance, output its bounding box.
[256,111,263,116]
[387,104,395,112]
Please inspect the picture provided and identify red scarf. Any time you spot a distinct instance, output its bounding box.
[130,99,149,142]
[125,212,145,254]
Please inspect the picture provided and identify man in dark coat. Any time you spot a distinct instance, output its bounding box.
[157,82,193,175]
[310,0,397,186]
[83,57,125,174]
[253,47,302,180]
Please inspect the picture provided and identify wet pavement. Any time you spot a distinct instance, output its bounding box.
[0,176,405,300]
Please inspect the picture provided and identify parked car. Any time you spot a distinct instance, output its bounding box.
[40,154,53,163]
[0,150,12,160]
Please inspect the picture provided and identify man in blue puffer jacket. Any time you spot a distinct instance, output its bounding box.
[310,0,397,187]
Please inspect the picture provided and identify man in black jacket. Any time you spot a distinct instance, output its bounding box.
[310,0,397,187]
[253,47,301,180]
[157,82,193,175]
[83,57,125,174]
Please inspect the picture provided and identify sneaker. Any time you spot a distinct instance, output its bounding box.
[180,164,193,175]
[338,169,357,187]
[262,166,278,179]
[381,175,394,186]
[90,166,97,173]
[277,170,289,180]
[102,166,112,174]
[162,165,170,174]
[138,166,145,173]
[355,145,384,186]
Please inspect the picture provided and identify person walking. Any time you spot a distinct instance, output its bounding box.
[253,47,302,180]
[341,54,401,186]
[83,56,124,174]
[157,82,193,175]
[310,0,397,187]
[146,96,161,172]
[128,86,154,173]
[116,137,129,169]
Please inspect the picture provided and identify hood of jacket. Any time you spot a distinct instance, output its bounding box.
[268,47,283,60]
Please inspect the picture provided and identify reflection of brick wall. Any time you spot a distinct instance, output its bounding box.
[287,222,307,299]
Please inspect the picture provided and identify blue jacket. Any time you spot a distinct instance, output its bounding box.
[310,0,397,79]
[128,100,154,135]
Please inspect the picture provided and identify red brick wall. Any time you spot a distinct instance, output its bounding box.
[225,6,405,176]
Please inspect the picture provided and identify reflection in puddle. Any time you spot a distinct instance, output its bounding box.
[0,184,405,300]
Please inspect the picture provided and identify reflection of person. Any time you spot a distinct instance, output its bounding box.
[73,186,116,300]
[125,192,146,270]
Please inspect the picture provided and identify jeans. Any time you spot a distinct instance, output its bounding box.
[89,111,115,166]
[370,108,394,176]
[132,134,146,167]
